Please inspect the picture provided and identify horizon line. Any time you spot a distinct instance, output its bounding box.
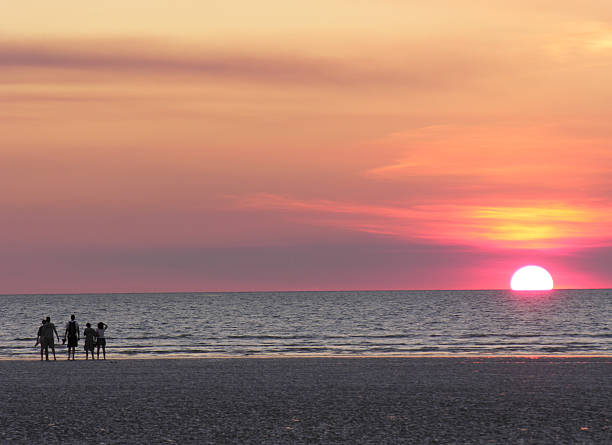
[1,287,610,297]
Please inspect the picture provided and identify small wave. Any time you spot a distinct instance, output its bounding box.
[227,335,317,340]
[145,349,218,355]
[537,346,570,353]
[348,334,411,339]
[472,333,556,339]
[265,347,329,354]
[412,346,441,352]
[119,350,140,355]
[364,346,404,353]
[122,334,194,340]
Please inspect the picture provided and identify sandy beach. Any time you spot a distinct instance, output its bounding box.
[0,357,609,444]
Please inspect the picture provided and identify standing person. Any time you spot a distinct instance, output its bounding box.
[40,316,60,361]
[64,314,80,360]
[83,323,97,360]
[34,319,46,361]
[96,322,108,360]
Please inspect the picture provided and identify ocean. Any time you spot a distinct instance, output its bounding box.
[1,290,610,359]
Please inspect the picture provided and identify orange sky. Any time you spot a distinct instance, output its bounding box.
[2,1,612,292]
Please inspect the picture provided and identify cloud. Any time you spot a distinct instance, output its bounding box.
[0,39,334,83]
[238,193,612,250]
[0,37,507,88]
[363,124,612,200]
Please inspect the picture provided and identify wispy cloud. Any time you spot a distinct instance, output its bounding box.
[364,124,612,199]
[238,193,612,250]
[0,38,505,87]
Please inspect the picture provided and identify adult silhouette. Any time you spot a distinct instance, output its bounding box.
[40,317,60,361]
[83,323,97,360]
[64,314,80,360]
[34,319,46,361]
[96,322,108,360]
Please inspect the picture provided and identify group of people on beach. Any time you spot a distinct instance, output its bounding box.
[35,314,108,361]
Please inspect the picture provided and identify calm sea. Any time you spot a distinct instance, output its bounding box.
[0,290,610,359]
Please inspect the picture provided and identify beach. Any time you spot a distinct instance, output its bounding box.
[0,357,609,444]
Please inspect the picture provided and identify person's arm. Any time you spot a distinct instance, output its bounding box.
[35,327,41,346]
[53,326,60,341]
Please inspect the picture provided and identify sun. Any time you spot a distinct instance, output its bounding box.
[510,265,554,291]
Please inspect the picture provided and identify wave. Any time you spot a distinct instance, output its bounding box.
[226,335,321,340]
[120,334,194,340]
[460,333,612,339]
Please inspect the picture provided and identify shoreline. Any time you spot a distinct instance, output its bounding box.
[3,352,612,361]
[2,288,610,296]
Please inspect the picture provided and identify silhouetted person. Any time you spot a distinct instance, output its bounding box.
[34,319,46,360]
[64,314,80,360]
[96,322,108,360]
[40,316,60,361]
[83,323,97,360]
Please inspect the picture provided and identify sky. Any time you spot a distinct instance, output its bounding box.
[2,1,612,292]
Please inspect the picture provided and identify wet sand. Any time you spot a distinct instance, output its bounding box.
[0,357,609,444]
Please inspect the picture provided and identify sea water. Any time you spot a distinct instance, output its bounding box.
[0,290,610,358]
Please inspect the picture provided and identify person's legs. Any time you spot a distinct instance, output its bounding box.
[41,338,49,360]
[97,344,100,359]
[51,345,56,360]
[102,345,106,359]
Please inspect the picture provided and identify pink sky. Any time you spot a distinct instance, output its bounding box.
[2,1,612,292]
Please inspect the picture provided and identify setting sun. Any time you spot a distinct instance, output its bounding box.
[510,265,554,291]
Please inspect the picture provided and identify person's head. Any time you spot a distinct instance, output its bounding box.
[98,322,104,329]
[70,314,75,320]
[41,319,46,324]
[86,323,91,328]
[46,316,50,322]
